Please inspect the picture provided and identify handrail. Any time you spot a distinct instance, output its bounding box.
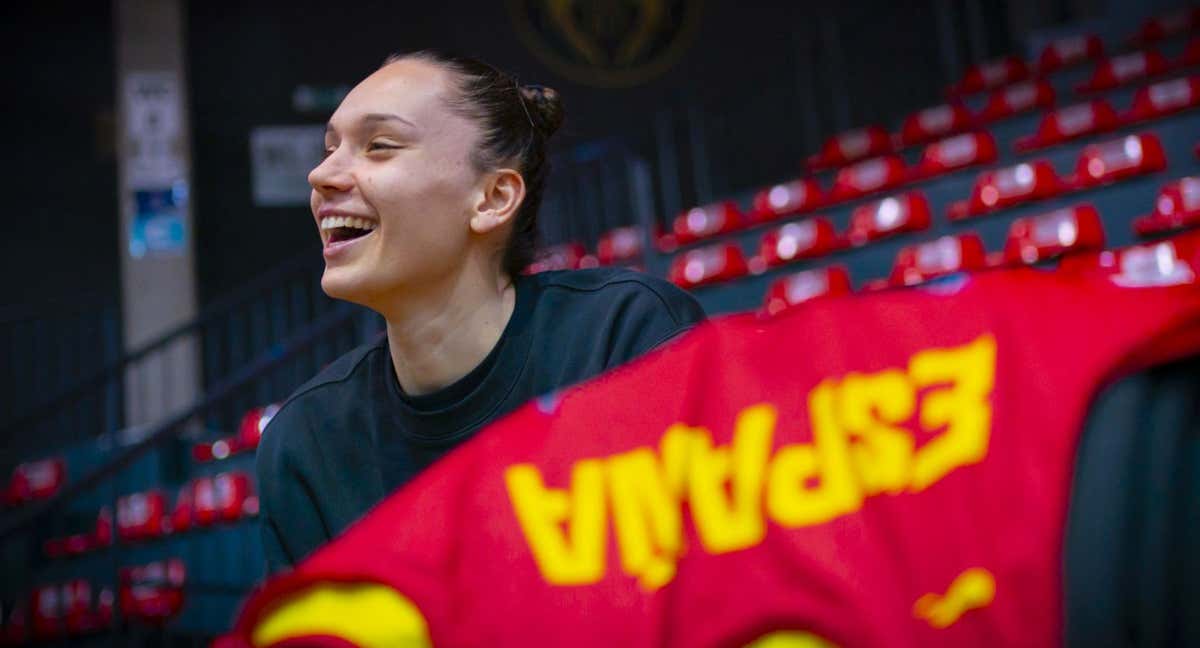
[0,249,324,439]
[0,302,360,540]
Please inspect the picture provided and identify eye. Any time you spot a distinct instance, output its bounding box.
[367,141,402,152]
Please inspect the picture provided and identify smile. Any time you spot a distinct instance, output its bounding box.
[320,216,378,244]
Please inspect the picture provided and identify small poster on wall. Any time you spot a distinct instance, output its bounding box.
[250,125,325,207]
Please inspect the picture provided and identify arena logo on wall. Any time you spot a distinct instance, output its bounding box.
[508,0,703,88]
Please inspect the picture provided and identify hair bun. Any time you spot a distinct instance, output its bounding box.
[520,84,565,137]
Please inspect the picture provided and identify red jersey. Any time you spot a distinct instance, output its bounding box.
[227,241,1200,648]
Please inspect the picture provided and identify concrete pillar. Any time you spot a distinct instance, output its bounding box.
[114,0,200,432]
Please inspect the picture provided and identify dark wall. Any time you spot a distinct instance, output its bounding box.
[1,2,119,314]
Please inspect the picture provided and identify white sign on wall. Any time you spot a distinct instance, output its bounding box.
[124,72,185,187]
[249,125,325,207]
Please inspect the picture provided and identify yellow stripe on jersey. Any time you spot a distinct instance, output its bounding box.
[252,582,431,648]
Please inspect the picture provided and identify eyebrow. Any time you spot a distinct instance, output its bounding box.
[327,112,418,133]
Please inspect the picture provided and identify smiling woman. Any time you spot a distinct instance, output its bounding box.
[255,51,706,573]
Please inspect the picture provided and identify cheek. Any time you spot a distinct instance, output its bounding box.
[368,156,477,244]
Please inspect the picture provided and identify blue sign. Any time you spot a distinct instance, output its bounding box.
[129,183,188,258]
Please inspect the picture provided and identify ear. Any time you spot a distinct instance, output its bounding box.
[470,168,526,235]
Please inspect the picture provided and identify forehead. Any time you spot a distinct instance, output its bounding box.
[329,58,459,132]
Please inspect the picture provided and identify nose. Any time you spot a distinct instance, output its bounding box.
[308,148,354,196]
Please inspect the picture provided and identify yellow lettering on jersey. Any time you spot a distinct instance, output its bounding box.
[744,630,839,647]
[607,447,684,590]
[505,335,998,587]
[912,567,996,629]
[839,368,916,495]
[908,334,996,492]
[767,380,862,527]
[504,460,606,585]
[690,404,774,554]
[251,582,430,648]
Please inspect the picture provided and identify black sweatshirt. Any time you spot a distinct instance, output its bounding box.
[255,268,706,573]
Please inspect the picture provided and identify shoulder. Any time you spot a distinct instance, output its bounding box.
[257,337,385,467]
[529,267,705,328]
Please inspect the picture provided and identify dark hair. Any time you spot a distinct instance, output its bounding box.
[382,50,565,278]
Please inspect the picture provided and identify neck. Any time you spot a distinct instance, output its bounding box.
[378,264,516,397]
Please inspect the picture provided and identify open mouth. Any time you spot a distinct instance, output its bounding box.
[320,216,378,245]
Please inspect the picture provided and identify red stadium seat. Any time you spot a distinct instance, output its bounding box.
[888,233,987,286]
[829,155,908,202]
[120,559,186,624]
[1014,99,1120,152]
[846,192,932,245]
[976,79,1056,123]
[761,265,852,315]
[194,473,252,527]
[668,243,748,289]
[948,160,1065,221]
[5,458,65,505]
[216,472,253,522]
[1069,132,1166,189]
[193,403,280,463]
[1076,49,1171,93]
[117,490,167,542]
[236,404,278,452]
[911,131,998,180]
[805,125,893,170]
[897,102,974,147]
[1062,232,1200,287]
[61,581,89,636]
[524,242,587,274]
[1123,76,1200,124]
[1134,175,1200,236]
[948,55,1030,96]
[1036,34,1105,75]
[749,178,825,221]
[1001,204,1105,265]
[62,580,109,635]
[756,217,840,268]
[669,201,745,248]
[30,586,62,640]
[596,226,644,266]
[1129,7,1200,46]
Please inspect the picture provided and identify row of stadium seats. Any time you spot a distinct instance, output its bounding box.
[2,558,189,645]
[809,37,1198,169]
[41,471,257,560]
[524,224,645,274]
[666,143,1189,291]
[763,226,1198,318]
[666,118,1185,252]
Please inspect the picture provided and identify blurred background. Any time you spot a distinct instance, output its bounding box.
[2,0,1198,644]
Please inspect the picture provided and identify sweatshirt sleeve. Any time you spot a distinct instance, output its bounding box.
[255,403,330,575]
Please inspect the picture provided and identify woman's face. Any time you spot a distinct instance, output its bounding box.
[310,58,485,306]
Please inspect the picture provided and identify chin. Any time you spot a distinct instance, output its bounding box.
[320,267,370,305]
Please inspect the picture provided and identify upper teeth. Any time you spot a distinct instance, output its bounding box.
[320,216,377,232]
